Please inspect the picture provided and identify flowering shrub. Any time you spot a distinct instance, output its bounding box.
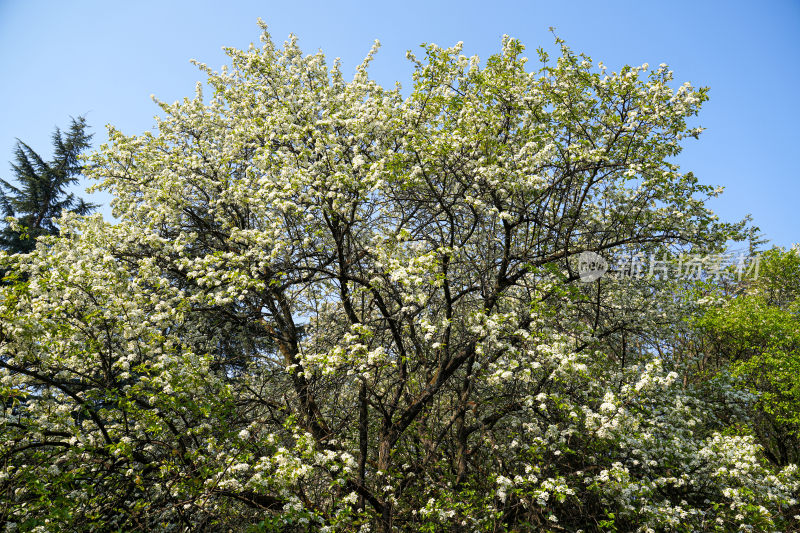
[1,22,796,532]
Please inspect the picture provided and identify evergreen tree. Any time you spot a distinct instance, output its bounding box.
[0,116,96,254]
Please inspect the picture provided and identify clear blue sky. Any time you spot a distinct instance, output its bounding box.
[1,1,798,247]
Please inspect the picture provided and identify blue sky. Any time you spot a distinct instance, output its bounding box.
[1,1,798,247]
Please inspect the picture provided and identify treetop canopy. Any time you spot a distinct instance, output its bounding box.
[1,24,795,532]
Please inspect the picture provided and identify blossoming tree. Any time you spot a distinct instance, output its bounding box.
[1,23,797,532]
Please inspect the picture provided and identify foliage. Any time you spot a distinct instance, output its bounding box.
[1,23,797,532]
[0,116,96,255]
[693,246,800,467]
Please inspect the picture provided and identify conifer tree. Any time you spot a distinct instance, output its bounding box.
[0,116,96,254]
